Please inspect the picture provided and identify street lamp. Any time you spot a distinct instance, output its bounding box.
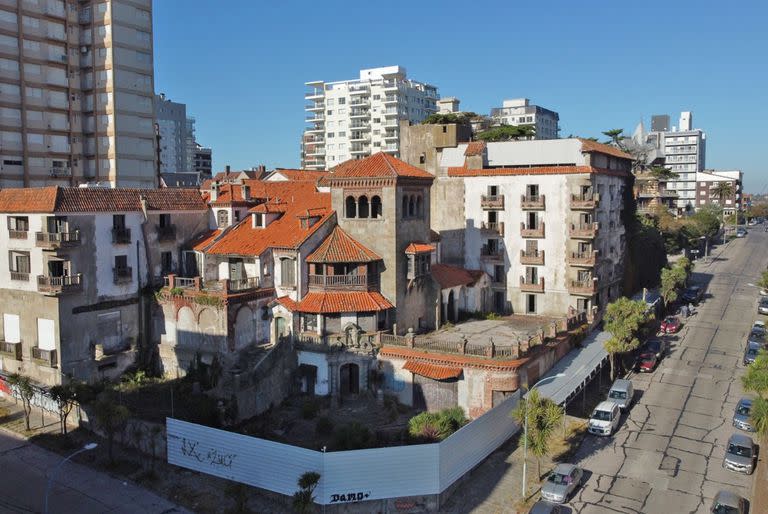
[44,442,98,514]
[521,373,565,499]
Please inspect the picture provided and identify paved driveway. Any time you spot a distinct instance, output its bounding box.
[569,233,763,513]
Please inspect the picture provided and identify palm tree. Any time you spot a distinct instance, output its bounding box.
[710,181,735,242]
[751,397,768,441]
[602,129,624,146]
[512,389,565,481]
[648,165,679,181]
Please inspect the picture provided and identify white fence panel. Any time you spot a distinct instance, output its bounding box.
[321,443,439,505]
[438,392,521,490]
[166,418,322,497]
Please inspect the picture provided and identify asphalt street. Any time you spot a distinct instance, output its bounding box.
[570,231,763,513]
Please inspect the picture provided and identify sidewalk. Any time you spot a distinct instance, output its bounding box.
[753,449,768,514]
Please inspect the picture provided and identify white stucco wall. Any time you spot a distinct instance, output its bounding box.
[297,350,330,395]
[93,212,145,297]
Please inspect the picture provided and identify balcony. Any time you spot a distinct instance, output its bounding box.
[0,341,22,361]
[480,222,504,237]
[350,146,370,154]
[569,222,599,239]
[519,276,545,293]
[49,167,71,178]
[226,276,261,293]
[350,122,370,130]
[10,272,29,282]
[157,224,177,242]
[520,222,545,238]
[480,245,503,261]
[36,230,80,249]
[348,85,370,95]
[37,273,82,295]
[481,195,505,210]
[567,251,598,267]
[305,91,324,99]
[112,227,131,244]
[113,266,132,284]
[521,194,546,210]
[308,274,380,291]
[350,110,370,118]
[31,347,57,367]
[570,193,599,209]
[569,279,597,296]
[9,229,28,239]
[305,114,325,123]
[520,250,545,265]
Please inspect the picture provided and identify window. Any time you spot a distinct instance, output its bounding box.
[280,258,296,287]
[526,294,536,314]
[345,196,357,218]
[358,196,369,218]
[8,216,29,232]
[160,252,173,274]
[526,184,539,199]
[494,265,505,283]
[337,98,346,105]
[114,255,128,270]
[3,313,20,343]
[525,267,538,284]
[371,196,382,219]
[488,185,498,196]
[9,250,30,277]
[217,210,228,227]
[301,313,317,333]
[158,213,171,228]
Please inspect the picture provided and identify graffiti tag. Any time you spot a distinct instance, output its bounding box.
[180,437,236,469]
[330,491,371,503]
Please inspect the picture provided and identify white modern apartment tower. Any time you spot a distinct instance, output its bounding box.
[155,93,186,174]
[0,0,157,189]
[489,98,560,139]
[302,66,439,170]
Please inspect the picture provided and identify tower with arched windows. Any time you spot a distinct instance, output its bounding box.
[328,152,438,333]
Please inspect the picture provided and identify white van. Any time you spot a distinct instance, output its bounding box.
[607,379,634,410]
[588,401,621,436]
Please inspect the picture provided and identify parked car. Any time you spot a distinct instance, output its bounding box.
[637,352,658,373]
[758,297,768,315]
[743,344,760,366]
[723,433,756,474]
[588,401,621,436]
[711,490,747,513]
[736,228,747,238]
[732,398,755,432]
[760,288,768,297]
[541,464,583,503]
[660,316,681,334]
[529,500,564,514]
[682,285,704,305]
[751,320,766,336]
[607,379,634,410]
[641,338,667,360]
[747,328,766,347]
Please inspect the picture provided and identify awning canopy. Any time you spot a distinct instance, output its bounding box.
[403,360,463,381]
[528,330,610,406]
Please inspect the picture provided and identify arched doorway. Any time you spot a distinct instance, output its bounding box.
[339,363,360,395]
[447,290,456,323]
[274,316,289,342]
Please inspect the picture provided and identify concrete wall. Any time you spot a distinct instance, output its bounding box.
[399,121,472,176]
[431,178,466,266]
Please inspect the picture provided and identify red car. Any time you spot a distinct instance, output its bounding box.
[637,352,658,373]
[660,316,681,334]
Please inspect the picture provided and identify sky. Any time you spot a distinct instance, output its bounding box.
[153,0,768,193]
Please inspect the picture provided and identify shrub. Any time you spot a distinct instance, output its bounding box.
[315,416,334,436]
[333,422,373,450]
[301,399,319,420]
[408,407,468,442]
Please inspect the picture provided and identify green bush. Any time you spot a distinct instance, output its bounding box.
[315,416,334,436]
[333,422,374,450]
[408,407,468,442]
[301,399,319,420]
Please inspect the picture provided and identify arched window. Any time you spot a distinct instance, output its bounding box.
[408,195,415,217]
[217,209,229,227]
[371,196,382,219]
[416,195,423,217]
[402,195,408,217]
[358,195,369,218]
[345,195,357,218]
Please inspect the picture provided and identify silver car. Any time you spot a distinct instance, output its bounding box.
[711,490,747,513]
[723,433,756,474]
[759,298,768,315]
[540,463,583,504]
[732,398,755,432]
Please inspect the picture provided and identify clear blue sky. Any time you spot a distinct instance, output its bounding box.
[153,0,768,193]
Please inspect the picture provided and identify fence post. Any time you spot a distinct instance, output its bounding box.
[167,274,176,288]
[405,328,415,348]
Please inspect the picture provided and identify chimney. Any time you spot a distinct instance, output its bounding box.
[210,182,218,202]
[225,165,231,174]
[258,164,266,175]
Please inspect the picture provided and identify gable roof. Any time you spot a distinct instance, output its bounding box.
[464,141,486,156]
[0,187,208,213]
[578,139,634,160]
[270,169,329,183]
[190,229,222,252]
[403,360,462,380]
[294,291,393,314]
[405,242,435,254]
[205,180,319,207]
[306,226,381,263]
[431,263,484,289]
[328,152,434,180]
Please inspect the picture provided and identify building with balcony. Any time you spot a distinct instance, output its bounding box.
[695,169,743,215]
[301,66,439,169]
[0,0,157,188]
[432,138,631,318]
[488,98,560,139]
[0,186,208,387]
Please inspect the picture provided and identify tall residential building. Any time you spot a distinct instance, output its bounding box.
[695,170,743,215]
[489,98,560,139]
[302,66,439,170]
[0,0,157,189]
[192,143,211,177]
[155,93,186,174]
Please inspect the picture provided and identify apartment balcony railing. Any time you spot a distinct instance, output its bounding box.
[519,276,545,293]
[480,246,503,260]
[49,167,71,177]
[111,227,131,244]
[350,122,370,129]
[0,341,22,361]
[520,250,545,265]
[481,194,505,210]
[8,229,28,239]
[113,266,132,284]
[570,193,599,209]
[569,279,597,296]
[305,91,324,98]
[350,109,370,118]
[156,224,177,242]
[480,222,504,237]
[10,272,29,282]
[567,251,598,267]
[36,230,80,248]
[308,274,379,291]
[521,194,546,210]
[520,222,545,238]
[31,347,57,367]
[226,276,261,293]
[163,275,199,290]
[569,222,599,239]
[348,85,370,95]
[37,273,82,294]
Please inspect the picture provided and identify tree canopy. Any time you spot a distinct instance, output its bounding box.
[421,112,478,125]
[476,124,536,142]
[604,297,651,380]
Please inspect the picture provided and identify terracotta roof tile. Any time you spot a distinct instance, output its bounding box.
[273,296,298,312]
[0,187,207,213]
[295,291,393,314]
[431,263,483,289]
[272,169,329,182]
[190,229,221,251]
[379,346,525,369]
[306,226,381,263]
[0,186,57,213]
[578,139,634,160]
[464,141,486,156]
[328,152,434,180]
[405,242,435,254]
[208,181,318,207]
[403,360,462,380]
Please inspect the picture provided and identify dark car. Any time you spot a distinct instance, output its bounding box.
[641,339,667,360]
[660,316,681,334]
[681,285,703,305]
[529,500,564,513]
[744,344,760,366]
[637,352,658,372]
[711,490,747,513]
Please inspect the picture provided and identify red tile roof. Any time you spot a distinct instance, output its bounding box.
[578,139,634,160]
[295,291,393,313]
[403,360,462,380]
[273,296,298,312]
[306,226,381,263]
[206,180,319,207]
[205,190,333,256]
[405,242,435,254]
[0,187,207,213]
[379,345,525,370]
[328,152,434,180]
[272,169,329,182]
[464,141,486,156]
[431,263,483,289]
[190,229,221,252]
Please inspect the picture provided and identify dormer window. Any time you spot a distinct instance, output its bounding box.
[217,209,228,227]
[253,213,264,228]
